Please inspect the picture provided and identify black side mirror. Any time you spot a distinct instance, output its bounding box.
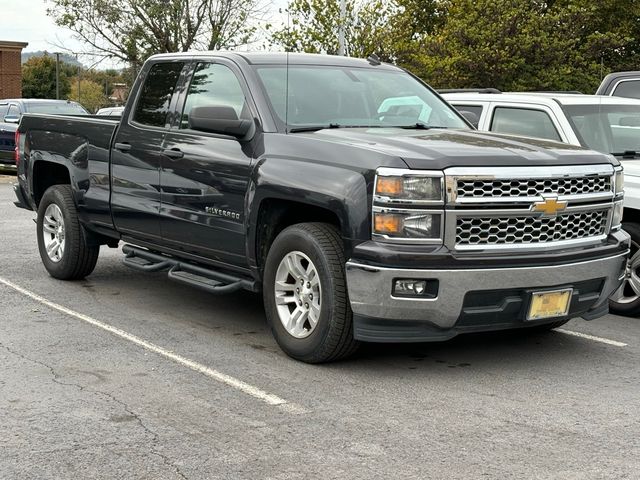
[188,106,252,138]
[459,110,479,128]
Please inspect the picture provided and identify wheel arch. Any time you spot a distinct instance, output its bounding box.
[247,158,371,277]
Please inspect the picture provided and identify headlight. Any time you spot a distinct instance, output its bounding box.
[375,168,444,204]
[373,209,442,241]
[611,200,624,230]
[614,168,624,197]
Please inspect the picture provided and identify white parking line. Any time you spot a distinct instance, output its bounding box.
[0,276,307,415]
[554,328,628,347]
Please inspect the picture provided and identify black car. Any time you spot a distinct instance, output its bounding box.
[0,99,88,171]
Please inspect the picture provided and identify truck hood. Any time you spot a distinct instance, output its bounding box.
[301,128,615,169]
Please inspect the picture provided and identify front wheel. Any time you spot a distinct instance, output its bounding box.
[610,222,640,316]
[37,185,100,280]
[263,223,358,363]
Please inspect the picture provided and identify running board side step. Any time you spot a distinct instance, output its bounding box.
[122,244,256,295]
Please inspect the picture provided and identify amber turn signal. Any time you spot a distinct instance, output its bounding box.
[375,177,403,196]
[374,213,403,234]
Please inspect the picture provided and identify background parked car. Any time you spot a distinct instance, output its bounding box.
[596,72,640,99]
[443,90,640,314]
[0,99,88,172]
[96,106,125,117]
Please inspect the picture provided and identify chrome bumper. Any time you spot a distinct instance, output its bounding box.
[346,242,628,330]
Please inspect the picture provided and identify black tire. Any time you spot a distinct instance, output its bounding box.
[609,221,640,316]
[263,223,359,363]
[37,185,99,280]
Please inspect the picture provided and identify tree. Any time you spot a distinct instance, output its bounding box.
[67,78,108,113]
[269,0,400,59]
[414,0,629,92]
[269,0,445,66]
[22,55,73,99]
[48,0,265,68]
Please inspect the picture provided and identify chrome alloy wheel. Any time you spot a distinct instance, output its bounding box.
[611,239,640,305]
[42,204,66,263]
[274,251,322,339]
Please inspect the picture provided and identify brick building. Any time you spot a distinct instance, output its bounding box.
[0,40,28,98]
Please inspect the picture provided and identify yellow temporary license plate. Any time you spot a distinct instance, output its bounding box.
[527,289,573,320]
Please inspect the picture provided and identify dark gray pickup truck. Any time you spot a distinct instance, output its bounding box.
[15,52,629,362]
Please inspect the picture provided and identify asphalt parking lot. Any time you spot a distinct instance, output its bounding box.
[1,180,639,479]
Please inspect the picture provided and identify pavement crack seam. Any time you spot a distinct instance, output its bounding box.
[0,342,189,480]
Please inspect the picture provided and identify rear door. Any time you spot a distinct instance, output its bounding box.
[110,60,187,242]
[159,58,256,267]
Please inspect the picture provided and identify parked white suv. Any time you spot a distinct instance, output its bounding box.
[442,91,640,315]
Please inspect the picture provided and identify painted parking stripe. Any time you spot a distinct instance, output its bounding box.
[554,328,627,347]
[0,276,307,415]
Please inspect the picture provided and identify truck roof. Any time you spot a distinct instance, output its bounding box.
[442,91,640,107]
[148,51,400,70]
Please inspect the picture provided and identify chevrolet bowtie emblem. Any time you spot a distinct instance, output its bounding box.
[531,196,568,216]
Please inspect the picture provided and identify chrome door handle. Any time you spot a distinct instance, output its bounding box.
[114,142,131,152]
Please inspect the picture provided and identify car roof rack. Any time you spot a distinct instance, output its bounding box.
[437,88,502,94]
[525,90,583,95]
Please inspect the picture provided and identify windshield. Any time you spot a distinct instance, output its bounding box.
[254,65,469,131]
[563,104,640,155]
[26,102,88,115]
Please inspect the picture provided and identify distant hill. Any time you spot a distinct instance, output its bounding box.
[21,51,83,67]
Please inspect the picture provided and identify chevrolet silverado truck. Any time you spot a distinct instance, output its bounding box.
[14,52,629,363]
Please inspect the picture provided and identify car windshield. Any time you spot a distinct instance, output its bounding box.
[254,64,469,131]
[27,102,88,115]
[563,104,640,155]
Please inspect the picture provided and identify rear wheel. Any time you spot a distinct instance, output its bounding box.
[609,222,640,316]
[37,185,99,280]
[263,223,358,363]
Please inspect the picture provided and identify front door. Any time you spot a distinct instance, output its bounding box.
[160,60,256,267]
[110,60,186,242]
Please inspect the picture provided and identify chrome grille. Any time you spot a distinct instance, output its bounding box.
[456,210,608,246]
[457,176,611,199]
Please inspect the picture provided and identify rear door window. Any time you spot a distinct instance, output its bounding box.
[490,107,561,142]
[0,104,8,118]
[133,62,184,127]
[612,80,640,99]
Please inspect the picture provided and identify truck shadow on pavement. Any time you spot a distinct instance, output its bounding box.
[86,260,614,374]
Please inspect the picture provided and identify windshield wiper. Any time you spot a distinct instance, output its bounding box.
[394,123,449,130]
[611,150,639,159]
[288,123,341,133]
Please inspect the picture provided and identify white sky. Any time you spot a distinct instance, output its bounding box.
[3,0,288,69]
[2,0,84,53]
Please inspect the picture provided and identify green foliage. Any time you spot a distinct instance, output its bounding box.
[67,78,109,113]
[268,0,402,59]
[22,55,73,99]
[415,0,628,92]
[272,0,640,92]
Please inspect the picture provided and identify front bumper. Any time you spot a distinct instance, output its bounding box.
[346,233,629,342]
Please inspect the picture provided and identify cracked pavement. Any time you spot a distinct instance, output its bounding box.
[1,183,639,479]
